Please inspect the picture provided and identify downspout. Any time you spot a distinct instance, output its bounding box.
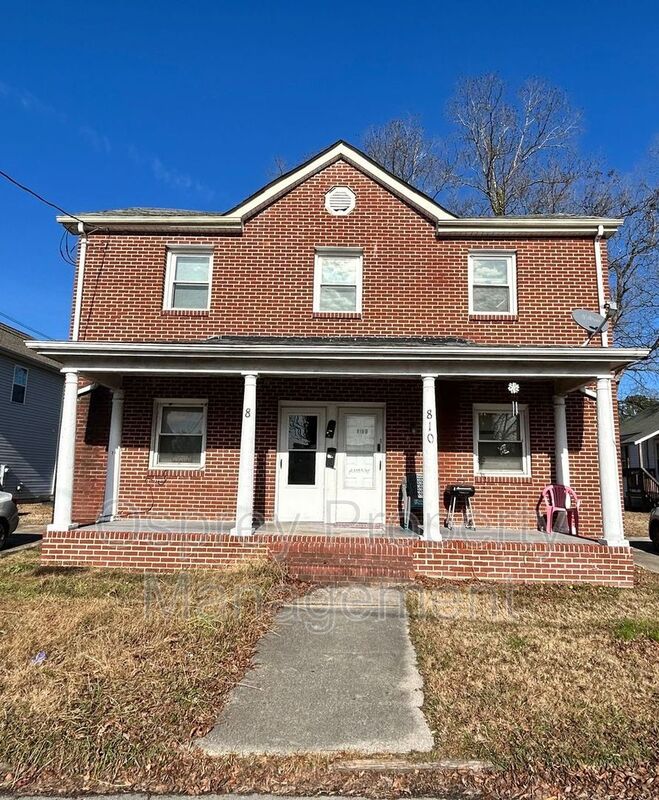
[71,221,87,341]
[594,223,609,346]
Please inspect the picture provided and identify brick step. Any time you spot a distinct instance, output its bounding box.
[273,542,415,583]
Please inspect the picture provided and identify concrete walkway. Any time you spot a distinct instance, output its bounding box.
[629,537,659,573]
[197,585,434,755]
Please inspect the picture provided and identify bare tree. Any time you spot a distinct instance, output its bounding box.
[448,74,581,215]
[363,116,452,199]
[581,165,659,385]
[362,76,659,387]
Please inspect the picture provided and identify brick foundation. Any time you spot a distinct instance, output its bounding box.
[41,528,635,588]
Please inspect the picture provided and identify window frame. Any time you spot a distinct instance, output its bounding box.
[472,403,531,477]
[468,250,517,316]
[163,246,213,311]
[10,365,29,405]
[149,398,208,470]
[313,247,363,313]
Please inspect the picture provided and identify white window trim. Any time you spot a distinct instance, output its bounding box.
[163,246,214,311]
[472,403,531,477]
[468,250,518,316]
[149,398,208,470]
[10,365,29,405]
[325,185,356,216]
[313,247,363,313]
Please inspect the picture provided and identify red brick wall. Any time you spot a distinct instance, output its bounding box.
[74,160,604,346]
[71,374,603,538]
[40,529,635,588]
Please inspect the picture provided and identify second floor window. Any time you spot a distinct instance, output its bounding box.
[313,247,363,313]
[468,251,517,315]
[164,248,213,310]
[11,365,28,404]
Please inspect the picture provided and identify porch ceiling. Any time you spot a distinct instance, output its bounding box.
[27,339,648,385]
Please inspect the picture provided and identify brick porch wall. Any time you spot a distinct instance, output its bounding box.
[71,375,605,537]
[40,529,635,588]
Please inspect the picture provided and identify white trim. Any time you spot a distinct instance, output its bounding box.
[468,251,517,316]
[437,217,623,238]
[149,398,208,470]
[473,403,531,477]
[57,215,242,234]
[77,382,98,396]
[29,340,648,361]
[593,225,609,346]
[163,247,213,311]
[630,428,659,446]
[313,248,363,313]
[325,185,356,216]
[10,364,29,404]
[229,142,456,222]
[72,222,87,341]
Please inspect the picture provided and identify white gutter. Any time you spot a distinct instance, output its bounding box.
[56,214,243,235]
[71,222,87,341]
[436,217,624,238]
[594,223,609,346]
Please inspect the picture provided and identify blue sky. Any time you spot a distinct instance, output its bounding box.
[1,0,658,340]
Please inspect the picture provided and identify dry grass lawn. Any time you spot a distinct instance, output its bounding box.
[0,550,302,793]
[625,510,651,539]
[408,574,659,774]
[1,549,658,799]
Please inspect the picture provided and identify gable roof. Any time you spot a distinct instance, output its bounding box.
[225,140,457,222]
[55,139,623,237]
[620,406,659,445]
[0,323,61,371]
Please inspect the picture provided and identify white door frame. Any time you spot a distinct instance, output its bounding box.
[275,400,386,525]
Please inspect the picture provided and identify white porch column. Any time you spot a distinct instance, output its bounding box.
[102,388,124,520]
[50,370,79,531]
[421,374,442,541]
[232,372,258,536]
[596,376,627,546]
[553,394,571,486]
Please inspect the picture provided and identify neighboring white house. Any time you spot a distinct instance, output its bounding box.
[0,323,63,500]
[621,406,659,509]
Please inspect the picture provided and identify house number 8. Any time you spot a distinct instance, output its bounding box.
[245,408,251,418]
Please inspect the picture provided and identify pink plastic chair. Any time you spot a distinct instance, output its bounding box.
[538,485,580,535]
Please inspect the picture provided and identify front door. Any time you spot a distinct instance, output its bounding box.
[333,407,385,524]
[276,407,327,521]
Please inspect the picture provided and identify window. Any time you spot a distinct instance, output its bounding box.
[150,399,207,469]
[11,365,28,404]
[468,251,517,315]
[313,248,363,313]
[473,404,530,476]
[164,248,212,310]
[325,186,356,216]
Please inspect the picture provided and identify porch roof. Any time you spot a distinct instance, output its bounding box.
[27,337,648,389]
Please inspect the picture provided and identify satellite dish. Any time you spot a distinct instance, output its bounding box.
[572,308,609,334]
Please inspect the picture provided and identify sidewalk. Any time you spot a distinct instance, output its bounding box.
[197,585,434,755]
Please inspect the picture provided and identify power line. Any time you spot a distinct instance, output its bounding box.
[0,310,54,340]
[0,167,84,224]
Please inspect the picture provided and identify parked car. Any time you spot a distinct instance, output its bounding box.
[0,491,19,547]
[650,506,659,552]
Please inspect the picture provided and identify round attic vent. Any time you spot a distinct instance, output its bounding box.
[325,186,356,216]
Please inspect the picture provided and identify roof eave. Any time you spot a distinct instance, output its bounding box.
[436,218,624,238]
[56,215,244,234]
